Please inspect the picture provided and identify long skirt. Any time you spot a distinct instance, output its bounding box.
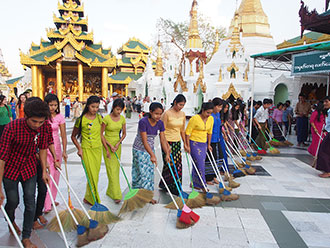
[205,142,224,182]
[83,147,102,204]
[297,117,308,143]
[132,148,155,191]
[308,128,324,157]
[256,123,267,150]
[65,105,70,118]
[316,133,330,173]
[190,140,207,189]
[159,141,182,195]
[103,141,122,200]
[273,122,285,141]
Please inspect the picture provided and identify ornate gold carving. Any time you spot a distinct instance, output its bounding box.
[109,76,133,85]
[218,68,222,82]
[47,28,94,42]
[44,51,62,64]
[174,72,188,92]
[74,52,116,68]
[74,52,93,66]
[244,65,249,81]
[54,33,85,51]
[227,62,239,73]
[58,0,84,12]
[193,74,206,93]
[222,83,241,100]
[54,14,88,26]
[63,44,76,60]
[117,37,151,54]
[29,43,56,57]
[186,0,203,49]
[277,33,330,49]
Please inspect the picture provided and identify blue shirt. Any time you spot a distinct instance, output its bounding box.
[282,109,289,122]
[211,112,221,143]
[325,109,330,132]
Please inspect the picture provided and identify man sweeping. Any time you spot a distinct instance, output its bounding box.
[0,97,52,248]
[254,98,272,152]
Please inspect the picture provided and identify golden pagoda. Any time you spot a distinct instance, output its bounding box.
[227,0,272,39]
[20,0,116,101]
[109,38,151,96]
[155,40,164,77]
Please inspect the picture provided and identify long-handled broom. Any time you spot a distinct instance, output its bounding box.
[312,125,325,168]
[81,159,120,224]
[1,205,24,248]
[246,131,267,154]
[259,128,280,154]
[276,122,293,146]
[207,152,240,201]
[231,132,254,165]
[265,127,285,147]
[46,183,69,248]
[239,130,262,160]
[48,174,90,247]
[187,153,221,206]
[114,152,154,214]
[165,154,189,209]
[220,153,240,188]
[233,131,255,161]
[184,152,206,208]
[156,165,200,228]
[57,169,109,242]
[48,162,85,232]
[224,143,246,178]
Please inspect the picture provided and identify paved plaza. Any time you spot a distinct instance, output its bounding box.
[1,113,330,248]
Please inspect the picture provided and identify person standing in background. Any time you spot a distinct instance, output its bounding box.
[16,94,26,119]
[295,93,311,147]
[0,95,12,138]
[107,92,119,115]
[285,100,294,135]
[10,97,16,120]
[63,95,71,119]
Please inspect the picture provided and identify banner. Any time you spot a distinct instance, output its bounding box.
[292,50,330,75]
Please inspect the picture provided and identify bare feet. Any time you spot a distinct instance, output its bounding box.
[38,215,48,225]
[114,200,121,204]
[319,173,330,178]
[213,178,220,184]
[43,209,51,214]
[33,221,44,230]
[9,221,21,236]
[22,238,37,248]
[55,201,59,206]
[150,199,157,205]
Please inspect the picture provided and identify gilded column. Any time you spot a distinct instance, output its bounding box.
[78,62,84,101]
[31,66,38,97]
[102,67,108,98]
[38,68,44,99]
[110,84,113,96]
[125,85,128,97]
[56,61,62,101]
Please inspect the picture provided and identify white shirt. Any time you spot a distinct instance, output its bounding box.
[254,106,269,123]
[64,98,71,106]
[143,101,151,112]
[107,101,113,114]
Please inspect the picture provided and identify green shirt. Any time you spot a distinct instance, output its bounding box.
[0,105,12,125]
[75,114,102,148]
[102,115,126,143]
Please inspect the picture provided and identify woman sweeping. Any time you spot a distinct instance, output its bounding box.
[205,98,224,185]
[43,94,67,213]
[185,102,214,190]
[16,93,26,119]
[308,101,326,157]
[316,96,330,178]
[272,102,285,141]
[72,96,103,205]
[101,98,126,204]
[159,94,187,195]
[132,102,170,204]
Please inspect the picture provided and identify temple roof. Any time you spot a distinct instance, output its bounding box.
[6,76,23,85]
[277,31,330,49]
[117,38,151,54]
[109,72,143,85]
[227,0,272,39]
[0,63,11,78]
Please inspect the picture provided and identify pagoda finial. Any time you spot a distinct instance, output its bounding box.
[186,0,203,50]
[155,40,164,77]
[229,12,242,48]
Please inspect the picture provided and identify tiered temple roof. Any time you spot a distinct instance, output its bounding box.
[277,31,330,49]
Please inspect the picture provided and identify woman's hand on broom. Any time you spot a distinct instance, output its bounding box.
[0,188,5,206]
[106,149,111,159]
[54,160,61,170]
[42,170,50,185]
[184,144,190,153]
[77,148,83,159]
[165,153,171,164]
[62,152,68,163]
[151,154,157,165]
[208,145,213,153]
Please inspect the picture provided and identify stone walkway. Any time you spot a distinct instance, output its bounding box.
[1,113,330,248]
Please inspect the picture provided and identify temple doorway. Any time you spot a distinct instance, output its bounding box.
[274,83,288,105]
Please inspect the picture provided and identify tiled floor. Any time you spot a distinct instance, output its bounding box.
[1,113,330,248]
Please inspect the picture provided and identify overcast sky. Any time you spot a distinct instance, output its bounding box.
[0,0,325,78]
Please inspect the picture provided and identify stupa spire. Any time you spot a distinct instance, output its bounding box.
[155,40,164,77]
[228,0,272,38]
[186,0,203,50]
[229,12,242,49]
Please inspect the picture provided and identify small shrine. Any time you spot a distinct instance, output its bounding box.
[20,0,116,101]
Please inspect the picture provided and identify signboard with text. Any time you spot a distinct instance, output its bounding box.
[292,50,330,75]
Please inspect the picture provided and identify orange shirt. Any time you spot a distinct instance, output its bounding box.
[18,104,24,118]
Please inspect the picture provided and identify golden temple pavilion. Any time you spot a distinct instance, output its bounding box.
[20,0,116,101]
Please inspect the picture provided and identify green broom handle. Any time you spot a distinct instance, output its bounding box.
[184,151,194,190]
[246,131,261,149]
[259,128,273,148]
[81,159,97,204]
[114,152,132,191]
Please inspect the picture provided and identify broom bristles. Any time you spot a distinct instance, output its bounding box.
[284,140,294,146]
[87,223,109,242]
[76,229,90,247]
[205,195,221,206]
[185,193,206,209]
[176,218,195,229]
[88,210,120,225]
[245,167,256,175]
[165,197,184,210]
[47,210,77,232]
[239,150,247,157]
[228,179,240,188]
[221,193,240,201]
[119,189,153,214]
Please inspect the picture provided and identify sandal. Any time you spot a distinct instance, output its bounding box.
[319,173,330,178]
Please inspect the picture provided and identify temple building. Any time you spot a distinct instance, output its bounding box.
[20,0,116,101]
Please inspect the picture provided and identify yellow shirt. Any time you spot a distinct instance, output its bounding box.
[162,109,186,142]
[185,114,214,143]
[74,114,103,148]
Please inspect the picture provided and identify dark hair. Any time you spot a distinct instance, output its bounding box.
[230,101,240,121]
[24,97,50,119]
[77,96,100,139]
[255,101,262,106]
[198,102,214,114]
[212,97,223,107]
[299,93,306,98]
[239,102,246,120]
[0,95,10,117]
[315,101,325,122]
[111,98,124,113]
[263,98,272,105]
[44,94,60,114]
[10,97,15,103]
[171,94,186,107]
[145,102,164,118]
[285,100,291,105]
[17,93,26,109]
[269,99,273,104]
[276,102,283,109]
[221,101,229,122]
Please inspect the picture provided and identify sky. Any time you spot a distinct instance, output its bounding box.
[0,0,326,78]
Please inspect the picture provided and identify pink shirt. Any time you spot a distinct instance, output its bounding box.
[272,109,283,122]
[48,114,65,158]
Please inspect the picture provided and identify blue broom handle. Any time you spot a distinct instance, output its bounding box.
[167,162,186,205]
[170,153,183,191]
[246,131,261,148]
[224,143,240,170]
